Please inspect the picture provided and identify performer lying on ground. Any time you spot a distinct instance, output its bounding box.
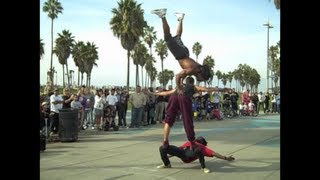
[157,136,235,173]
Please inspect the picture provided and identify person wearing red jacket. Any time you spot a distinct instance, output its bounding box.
[157,136,235,173]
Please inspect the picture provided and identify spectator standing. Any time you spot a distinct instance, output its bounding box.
[93,89,106,130]
[84,87,95,129]
[128,86,147,128]
[148,87,157,125]
[61,88,73,109]
[49,88,63,135]
[276,92,280,113]
[251,92,259,114]
[117,88,129,127]
[70,94,84,130]
[257,92,266,114]
[264,92,270,113]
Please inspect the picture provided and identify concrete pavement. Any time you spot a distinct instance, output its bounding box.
[40,114,280,180]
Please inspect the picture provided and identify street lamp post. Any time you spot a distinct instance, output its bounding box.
[263,21,273,92]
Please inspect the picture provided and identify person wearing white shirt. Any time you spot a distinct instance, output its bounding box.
[49,88,63,134]
[106,89,118,106]
[106,89,119,123]
[248,100,255,115]
[93,89,106,130]
[212,89,221,109]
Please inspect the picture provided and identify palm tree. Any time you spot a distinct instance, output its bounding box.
[110,0,146,92]
[143,25,157,87]
[237,63,261,91]
[145,55,156,87]
[269,40,280,89]
[43,0,63,84]
[53,29,75,87]
[131,41,147,86]
[83,42,99,87]
[248,68,261,92]
[69,70,74,87]
[155,39,168,87]
[233,68,241,92]
[71,41,85,87]
[236,64,246,92]
[40,39,45,60]
[221,73,228,87]
[139,51,149,87]
[203,55,215,87]
[158,69,173,88]
[143,25,157,55]
[167,70,174,86]
[227,71,233,88]
[149,66,157,87]
[215,70,222,87]
[192,42,202,62]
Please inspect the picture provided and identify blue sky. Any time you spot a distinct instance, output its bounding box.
[40,0,280,90]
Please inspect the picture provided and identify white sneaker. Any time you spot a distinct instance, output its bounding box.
[91,126,95,130]
[151,8,167,18]
[156,164,171,169]
[175,12,185,21]
[202,167,210,173]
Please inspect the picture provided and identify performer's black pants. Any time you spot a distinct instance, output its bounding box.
[159,145,206,168]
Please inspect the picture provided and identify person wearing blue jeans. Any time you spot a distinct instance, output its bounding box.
[128,86,147,128]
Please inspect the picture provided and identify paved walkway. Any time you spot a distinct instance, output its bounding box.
[40,114,280,180]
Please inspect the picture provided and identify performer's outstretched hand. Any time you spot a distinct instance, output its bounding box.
[225,155,235,161]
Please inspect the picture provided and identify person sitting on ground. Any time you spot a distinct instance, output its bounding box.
[157,136,235,173]
[151,8,212,90]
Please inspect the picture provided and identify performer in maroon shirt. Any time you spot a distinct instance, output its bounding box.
[157,136,235,173]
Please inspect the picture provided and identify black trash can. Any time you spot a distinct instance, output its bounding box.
[58,108,79,142]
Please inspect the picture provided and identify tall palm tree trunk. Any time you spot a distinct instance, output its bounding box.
[141,66,144,88]
[49,19,54,84]
[66,63,70,87]
[86,73,89,87]
[161,59,164,88]
[88,73,91,87]
[126,50,130,93]
[62,65,65,87]
[145,72,148,88]
[81,73,84,86]
[136,64,139,86]
[77,68,80,87]
[148,47,152,88]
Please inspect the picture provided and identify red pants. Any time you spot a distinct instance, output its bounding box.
[164,94,195,141]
